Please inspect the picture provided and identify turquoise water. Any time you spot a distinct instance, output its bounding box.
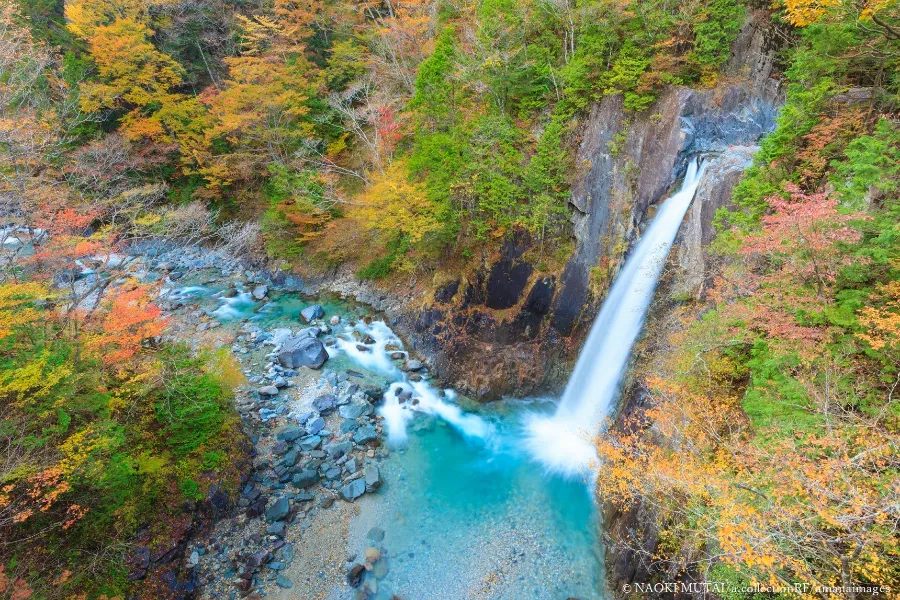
[363,406,603,600]
[171,279,604,599]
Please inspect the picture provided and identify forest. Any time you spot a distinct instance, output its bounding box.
[0,0,898,597]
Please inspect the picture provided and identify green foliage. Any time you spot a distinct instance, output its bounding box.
[690,0,745,69]
[832,118,900,208]
[155,345,230,457]
[357,234,411,279]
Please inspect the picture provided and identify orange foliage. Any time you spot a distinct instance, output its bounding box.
[87,283,169,365]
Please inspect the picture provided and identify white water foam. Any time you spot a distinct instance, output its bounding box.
[328,319,495,445]
[526,159,706,477]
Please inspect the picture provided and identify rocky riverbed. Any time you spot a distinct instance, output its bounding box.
[107,241,603,600]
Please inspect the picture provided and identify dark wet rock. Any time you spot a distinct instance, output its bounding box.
[341,479,366,501]
[522,277,556,315]
[278,335,328,369]
[246,496,268,519]
[434,279,460,304]
[485,242,533,310]
[245,549,271,572]
[347,564,366,587]
[390,351,405,360]
[300,304,324,323]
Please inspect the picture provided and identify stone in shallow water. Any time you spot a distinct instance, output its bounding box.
[252,284,268,300]
[275,574,293,588]
[300,304,324,323]
[367,527,385,542]
[365,466,381,491]
[347,564,365,587]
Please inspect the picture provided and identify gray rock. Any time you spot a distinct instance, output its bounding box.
[339,402,367,420]
[277,335,328,369]
[276,427,303,442]
[266,521,286,537]
[367,527,385,542]
[340,479,366,502]
[299,435,322,451]
[282,450,299,468]
[276,574,293,588]
[258,385,279,397]
[313,394,337,413]
[292,470,318,489]
[354,425,377,444]
[306,417,326,435]
[300,304,324,323]
[324,441,352,459]
[252,284,268,300]
[265,497,290,523]
[365,466,382,491]
[329,315,341,326]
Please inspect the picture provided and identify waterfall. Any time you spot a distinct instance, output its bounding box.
[525,158,706,477]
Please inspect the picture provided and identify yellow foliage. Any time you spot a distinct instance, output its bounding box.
[0,282,49,339]
[354,161,439,243]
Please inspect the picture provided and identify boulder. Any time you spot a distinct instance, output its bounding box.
[403,359,424,372]
[277,335,328,369]
[340,479,366,502]
[252,285,268,300]
[329,315,341,326]
[258,385,279,397]
[300,304,324,323]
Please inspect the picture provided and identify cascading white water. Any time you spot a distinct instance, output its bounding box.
[525,159,706,477]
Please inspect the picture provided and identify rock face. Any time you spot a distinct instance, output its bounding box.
[376,14,783,400]
[277,335,328,369]
[551,77,779,335]
[674,145,758,297]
